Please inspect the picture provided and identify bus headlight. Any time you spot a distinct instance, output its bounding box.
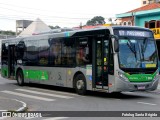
[118,71,128,81]
[153,71,159,81]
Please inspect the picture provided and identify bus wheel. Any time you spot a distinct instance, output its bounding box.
[75,74,86,95]
[16,70,24,86]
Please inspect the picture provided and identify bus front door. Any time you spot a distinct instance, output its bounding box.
[8,45,15,78]
[93,38,109,90]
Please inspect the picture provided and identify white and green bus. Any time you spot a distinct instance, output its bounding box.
[1,26,159,94]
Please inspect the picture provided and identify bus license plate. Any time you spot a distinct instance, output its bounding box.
[137,86,145,90]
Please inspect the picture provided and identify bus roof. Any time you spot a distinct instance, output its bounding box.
[111,26,151,31]
[2,26,153,42]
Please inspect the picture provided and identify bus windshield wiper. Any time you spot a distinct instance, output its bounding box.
[125,37,137,60]
[142,38,148,52]
[141,38,148,60]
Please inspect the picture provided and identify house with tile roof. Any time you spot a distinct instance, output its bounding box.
[116,3,160,27]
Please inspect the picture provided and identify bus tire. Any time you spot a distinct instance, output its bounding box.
[74,74,86,95]
[16,70,24,86]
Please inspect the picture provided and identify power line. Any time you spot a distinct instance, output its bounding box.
[0,2,114,16]
[0,14,86,22]
[0,16,81,25]
[0,12,115,22]
[0,3,116,29]
[0,3,116,21]
[0,14,116,26]
[0,7,92,20]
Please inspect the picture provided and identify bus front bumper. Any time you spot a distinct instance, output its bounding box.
[114,77,159,92]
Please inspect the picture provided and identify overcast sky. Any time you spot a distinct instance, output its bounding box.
[0,0,141,31]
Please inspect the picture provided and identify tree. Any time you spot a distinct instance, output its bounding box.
[49,25,61,29]
[86,16,106,26]
[108,18,113,24]
[0,30,15,35]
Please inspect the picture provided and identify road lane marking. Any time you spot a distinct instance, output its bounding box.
[16,89,73,99]
[14,99,27,112]
[28,87,79,96]
[137,102,157,106]
[1,90,55,102]
[43,117,69,120]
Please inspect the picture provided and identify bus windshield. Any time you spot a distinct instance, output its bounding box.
[118,37,158,69]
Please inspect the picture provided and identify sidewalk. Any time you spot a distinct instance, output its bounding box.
[0,96,27,112]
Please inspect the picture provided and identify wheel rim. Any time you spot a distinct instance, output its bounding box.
[76,80,84,90]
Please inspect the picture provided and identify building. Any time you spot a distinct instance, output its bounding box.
[141,0,160,6]
[116,3,160,27]
[16,20,33,35]
[18,18,51,37]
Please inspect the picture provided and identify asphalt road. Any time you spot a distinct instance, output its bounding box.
[0,75,160,120]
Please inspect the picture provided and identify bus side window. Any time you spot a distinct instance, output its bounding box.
[25,40,39,66]
[50,38,62,66]
[77,47,87,65]
[38,39,50,66]
[76,37,92,65]
[16,41,26,60]
[61,38,75,66]
[2,43,8,65]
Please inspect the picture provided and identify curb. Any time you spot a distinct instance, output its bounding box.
[0,98,27,119]
[3,99,28,112]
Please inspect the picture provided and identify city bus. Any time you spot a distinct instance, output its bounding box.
[1,26,159,95]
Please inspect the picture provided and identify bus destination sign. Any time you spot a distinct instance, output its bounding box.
[117,30,152,37]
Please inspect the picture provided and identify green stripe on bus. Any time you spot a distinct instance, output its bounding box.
[23,70,48,80]
[124,72,156,82]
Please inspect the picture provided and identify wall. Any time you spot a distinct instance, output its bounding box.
[135,15,160,27]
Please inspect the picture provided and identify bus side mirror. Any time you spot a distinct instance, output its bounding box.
[114,39,119,52]
[110,35,119,52]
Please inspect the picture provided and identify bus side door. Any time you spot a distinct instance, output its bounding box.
[93,35,109,90]
[8,45,16,78]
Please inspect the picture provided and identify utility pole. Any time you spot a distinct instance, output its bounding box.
[148,0,152,4]
[80,22,82,29]
[132,12,135,26]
